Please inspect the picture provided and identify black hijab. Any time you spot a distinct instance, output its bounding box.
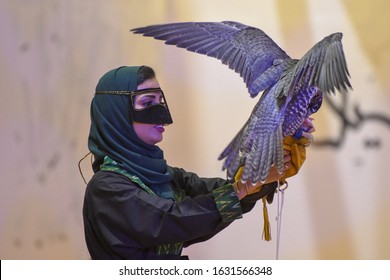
[88,66,174,198]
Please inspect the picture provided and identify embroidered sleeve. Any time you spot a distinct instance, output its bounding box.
[212,184,242,222]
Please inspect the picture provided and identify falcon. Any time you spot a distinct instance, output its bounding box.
[131,21,352,184]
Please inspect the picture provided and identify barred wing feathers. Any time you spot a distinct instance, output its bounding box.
[132,21,290,97]
[290,32,351,97]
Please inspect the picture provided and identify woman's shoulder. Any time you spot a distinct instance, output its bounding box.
[86,170,138,192]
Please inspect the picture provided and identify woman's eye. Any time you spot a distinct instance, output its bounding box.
[133,92,164,109]
[142,101,154,107]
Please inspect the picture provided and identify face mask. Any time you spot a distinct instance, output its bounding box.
[95,87,173,125]
[129,88,173,125]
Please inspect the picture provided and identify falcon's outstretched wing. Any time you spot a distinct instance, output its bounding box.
[132,21,291,97]
[290,32,352,96]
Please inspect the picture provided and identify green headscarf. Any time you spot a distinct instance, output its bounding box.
[88,66,174,199]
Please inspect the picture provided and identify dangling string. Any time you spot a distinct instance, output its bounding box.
[78,152,92,185]
[262,197,271,241]
[275,180,288,260]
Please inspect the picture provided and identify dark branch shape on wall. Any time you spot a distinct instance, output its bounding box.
[314,94,390,149]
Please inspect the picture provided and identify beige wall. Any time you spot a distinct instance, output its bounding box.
[1,0,389,259]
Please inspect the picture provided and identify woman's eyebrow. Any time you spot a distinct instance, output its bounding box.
[137,93,160,100]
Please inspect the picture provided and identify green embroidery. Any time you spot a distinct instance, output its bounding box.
[100,157,155,195]
[173,188,186,201]
[157,242,183,256]
[100,156,184,257]
[213,184,242,222]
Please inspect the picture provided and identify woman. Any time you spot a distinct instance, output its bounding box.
[82,65,307,260]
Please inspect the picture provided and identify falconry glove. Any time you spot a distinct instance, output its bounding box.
[233,135,309,241]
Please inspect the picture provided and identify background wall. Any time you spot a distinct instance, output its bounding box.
[1,0,389,259]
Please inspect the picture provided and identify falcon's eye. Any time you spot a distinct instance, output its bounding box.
[310,103,321,113]
[308,92,323,114]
